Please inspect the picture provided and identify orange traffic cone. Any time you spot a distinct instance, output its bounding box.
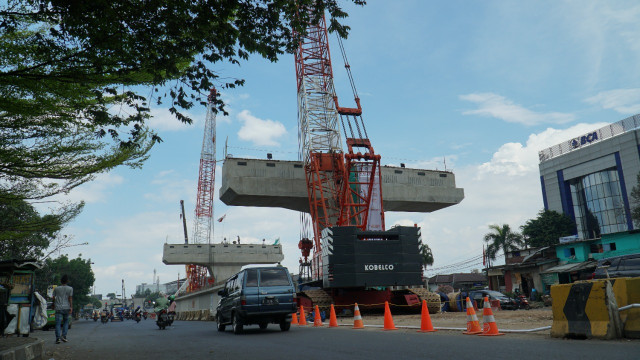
[383,301,397,331]
[463,297,483,335]
[292,310,299,325]
[298,305,307,326]
[479,296,504,336]
[352,303,364,329]
[329,304,339,328]
[417,299,437,332]
[313,305,323,327]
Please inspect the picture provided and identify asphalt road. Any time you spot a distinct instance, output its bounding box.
[35,318,639,360]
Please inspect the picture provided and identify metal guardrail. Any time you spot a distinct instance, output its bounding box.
[538,114,640,163]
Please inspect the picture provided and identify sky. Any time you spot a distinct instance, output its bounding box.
[39,1,640,297]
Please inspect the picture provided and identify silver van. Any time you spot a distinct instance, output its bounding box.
[216,266,296,334]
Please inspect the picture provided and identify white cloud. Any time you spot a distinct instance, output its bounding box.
[36,173,125,209]
[585,88,640,114]
[477,122,610,177]
[143,170,195,204]
[460,93,575,126]
[237,110,287,146]
[147,107,200,131]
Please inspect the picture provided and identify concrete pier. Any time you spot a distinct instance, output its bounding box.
[219,157,464,213]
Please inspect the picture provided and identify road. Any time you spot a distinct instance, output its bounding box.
[37,318,639,360]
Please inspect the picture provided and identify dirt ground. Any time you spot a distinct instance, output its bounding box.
[332,307,553,330]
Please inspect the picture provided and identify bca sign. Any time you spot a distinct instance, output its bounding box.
[569,132,598,149]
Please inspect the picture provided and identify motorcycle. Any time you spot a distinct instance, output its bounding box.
[93,313,98,322]
[514,294,531,310]
[143,312,148,320]
[167,311,175,326]
[134,312,141,323]
[100,313,109,324]
[156,309,169,330]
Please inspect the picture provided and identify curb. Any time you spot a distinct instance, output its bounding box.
[0,339,44,360]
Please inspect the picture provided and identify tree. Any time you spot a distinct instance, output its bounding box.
[1,0,363,237]
[483,224,524,261]
[521,209,575,248]
[34,254,95,313]
[0,1,362,193]
[0,199,83,259]
[106,293,116,300]
[88,296,103,309]
[420,243,434,271]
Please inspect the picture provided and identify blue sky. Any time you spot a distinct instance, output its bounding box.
[42,1,640,297]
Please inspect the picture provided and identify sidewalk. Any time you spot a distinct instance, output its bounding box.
[0,336,44,360]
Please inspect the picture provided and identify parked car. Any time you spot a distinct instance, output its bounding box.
[42,302,73,331]
[468,289,518,310]
[216,266,296,334]
[592,253,640,279]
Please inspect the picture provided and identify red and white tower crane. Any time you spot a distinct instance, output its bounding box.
[186,88,218,292]
[295,9,384,282]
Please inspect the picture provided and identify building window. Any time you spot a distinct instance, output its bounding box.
[564,248,576,257]
[590,244,603,253]
[569,168,627,239]
[610,242,617,251]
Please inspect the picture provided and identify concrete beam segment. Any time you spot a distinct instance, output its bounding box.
[162,243,284,284]
[219,157,464,213]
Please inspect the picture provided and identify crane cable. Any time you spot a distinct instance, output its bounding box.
[336,34,368,141]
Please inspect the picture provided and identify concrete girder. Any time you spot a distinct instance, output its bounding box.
[219,157,464,213]
[162,243,284,284]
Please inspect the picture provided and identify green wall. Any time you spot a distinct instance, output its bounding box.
[555,231,640,262]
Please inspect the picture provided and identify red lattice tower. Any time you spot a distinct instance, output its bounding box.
[187,88,218,292]
[294,9,384,282]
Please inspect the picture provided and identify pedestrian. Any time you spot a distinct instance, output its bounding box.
[52,274,73,344]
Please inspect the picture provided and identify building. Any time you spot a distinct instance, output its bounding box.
[537,114,640,287]
[487,247,558,295]
[135,279,185,296]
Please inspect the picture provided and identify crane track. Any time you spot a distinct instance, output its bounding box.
[408,288,441,314]
[299,289,333,312]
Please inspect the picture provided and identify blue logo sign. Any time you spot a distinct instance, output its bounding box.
[570,132,598,149]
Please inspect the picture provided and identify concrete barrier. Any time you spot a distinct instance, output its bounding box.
[611,277,640,338]
[551,280,623,339]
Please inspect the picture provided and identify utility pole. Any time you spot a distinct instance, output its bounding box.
[122,279,126,306]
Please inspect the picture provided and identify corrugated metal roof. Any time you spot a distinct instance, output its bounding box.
[541,261,596,274]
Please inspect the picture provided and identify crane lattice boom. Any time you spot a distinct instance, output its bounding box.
[187,88,218,292]
[295,9,384,282]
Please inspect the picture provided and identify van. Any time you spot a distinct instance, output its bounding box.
[592,253,640,279]
[216,266,296,334]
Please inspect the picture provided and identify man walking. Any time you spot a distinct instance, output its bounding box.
[52,274,73,344]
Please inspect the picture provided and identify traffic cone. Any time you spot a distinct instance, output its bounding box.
[292,310,298,325]
[417,299,437,332]
[479,296,504,336]
[329,304,338,328]
[352,303,364,329]
[298,305,307,326]
[313,305,323,327]
[462,297,482,335]
[383,301,397,331]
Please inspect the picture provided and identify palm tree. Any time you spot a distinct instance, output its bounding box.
[483,224,524,262]
[420,243,434,271]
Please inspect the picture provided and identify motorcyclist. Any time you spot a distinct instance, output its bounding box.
[154,293,169,313]
[167,295,177,325]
